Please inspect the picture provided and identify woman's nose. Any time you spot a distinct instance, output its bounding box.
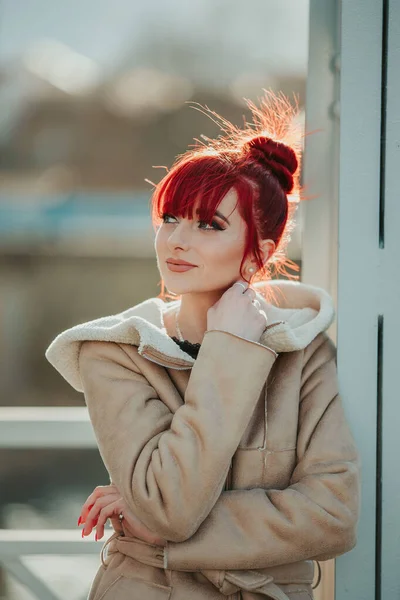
[167,222,190,250]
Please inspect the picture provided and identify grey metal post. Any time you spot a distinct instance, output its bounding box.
[303,0,400,598]
[302,1,340,596]
[336,3,382,599]
[378,1,400,598]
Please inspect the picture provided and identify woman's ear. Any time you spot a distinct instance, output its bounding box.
[245,240,275,276]
[259,238,276,266]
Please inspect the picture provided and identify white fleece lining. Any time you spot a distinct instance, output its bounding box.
[45,279,335,392]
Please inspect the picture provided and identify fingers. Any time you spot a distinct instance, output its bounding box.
[79,484,117,525]
[93,499,121,540]
[232,280,249,293]
[81,491,120,538]
[258,309,268,328]
[82,493,118,537]
[109,516,123,535]
[232,280,257,301]
[243,288,256,302]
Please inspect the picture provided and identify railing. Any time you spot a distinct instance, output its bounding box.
[0,407,101,600]
[0,530,98,600]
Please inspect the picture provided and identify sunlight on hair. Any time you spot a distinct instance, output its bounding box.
[148,89,307,303]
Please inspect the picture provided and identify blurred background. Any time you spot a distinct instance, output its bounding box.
[0,1,309,598]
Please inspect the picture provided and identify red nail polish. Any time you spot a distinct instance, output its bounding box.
[81,530,85,538]
[77,517,82,526]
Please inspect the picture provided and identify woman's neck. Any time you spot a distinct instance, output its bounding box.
[168,290,224,345]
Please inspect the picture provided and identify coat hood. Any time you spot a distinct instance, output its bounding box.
[45,279,336,392]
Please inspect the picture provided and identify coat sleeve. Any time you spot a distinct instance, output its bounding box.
[164,332,361,571]
[78,329,277,542]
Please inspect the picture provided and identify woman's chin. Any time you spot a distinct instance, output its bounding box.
[162,272,196,294]
[165,285,194,296]
[163,278,206,296]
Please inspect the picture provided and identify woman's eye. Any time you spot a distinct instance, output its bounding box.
[198,220,224,231]
[162,213,176,223]
[162,213,224,231]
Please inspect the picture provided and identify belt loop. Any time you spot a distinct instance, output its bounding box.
[100,531,120,568]
[312,561,322,589]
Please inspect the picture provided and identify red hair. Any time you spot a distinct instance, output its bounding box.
[149,90,304,303]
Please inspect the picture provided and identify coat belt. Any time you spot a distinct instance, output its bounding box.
[100,533,319,599]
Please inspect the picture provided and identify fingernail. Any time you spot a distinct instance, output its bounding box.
[77,516,82,526]
[81,530,85,538]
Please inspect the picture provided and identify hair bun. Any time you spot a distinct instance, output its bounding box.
[243,135,298,193]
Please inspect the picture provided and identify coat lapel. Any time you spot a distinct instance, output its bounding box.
[45,279,336,390]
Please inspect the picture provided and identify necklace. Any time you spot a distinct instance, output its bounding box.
[175,309,184,342]
[174,308,202,350]
[172,308,202,359]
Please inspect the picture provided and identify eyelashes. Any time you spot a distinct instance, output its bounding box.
[161,213,225,231]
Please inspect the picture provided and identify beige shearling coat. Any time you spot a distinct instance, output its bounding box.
[45,279,361,600]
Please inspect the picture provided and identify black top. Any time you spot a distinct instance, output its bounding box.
[170,336,201,359]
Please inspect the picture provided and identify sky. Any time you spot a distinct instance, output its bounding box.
[0,0,309,81]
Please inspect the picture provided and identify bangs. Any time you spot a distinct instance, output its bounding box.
[151,156,237,225]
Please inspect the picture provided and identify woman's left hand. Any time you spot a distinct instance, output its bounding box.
[78,484,167,546]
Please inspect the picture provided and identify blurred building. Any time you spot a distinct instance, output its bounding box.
[0,2,308,599]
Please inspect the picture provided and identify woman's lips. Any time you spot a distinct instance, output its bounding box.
[166,262,196,272]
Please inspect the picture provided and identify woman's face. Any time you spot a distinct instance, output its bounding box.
[155,187,249,295]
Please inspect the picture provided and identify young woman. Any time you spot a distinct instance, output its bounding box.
[46,92,361,600]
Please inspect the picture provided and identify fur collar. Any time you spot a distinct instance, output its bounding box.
[45,279,335,392]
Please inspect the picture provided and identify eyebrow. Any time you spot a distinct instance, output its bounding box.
[196,209,230,226]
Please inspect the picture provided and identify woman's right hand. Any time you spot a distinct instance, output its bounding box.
[207,280,268,343]
[78,484,167,546]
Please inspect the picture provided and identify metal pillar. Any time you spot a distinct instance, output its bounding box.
[303,1,400,599]
[302,2,340,596]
